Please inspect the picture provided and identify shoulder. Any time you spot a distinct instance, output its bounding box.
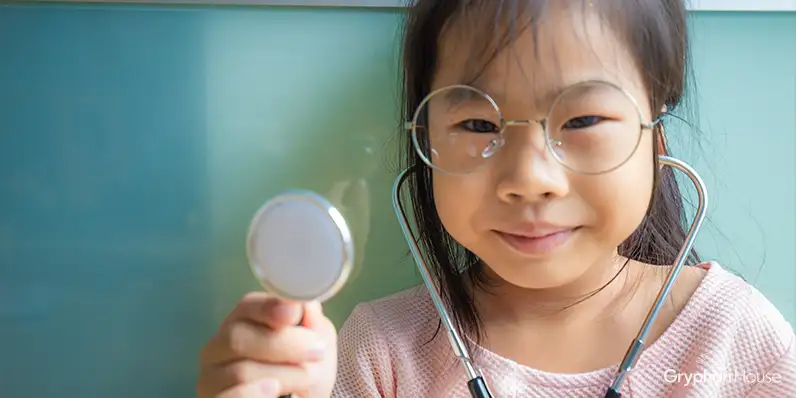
[650,261,792,346]
[701,262,792,345]
[687,262,794,366]
[332,286,440,397]
[338,285,438,343]
[661,261,796,395]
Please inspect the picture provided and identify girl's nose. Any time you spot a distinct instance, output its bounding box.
[494,123,570,204]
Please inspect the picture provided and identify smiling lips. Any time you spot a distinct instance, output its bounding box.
[495,223,578,256]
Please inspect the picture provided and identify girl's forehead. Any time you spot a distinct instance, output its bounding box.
[431,7,645,105]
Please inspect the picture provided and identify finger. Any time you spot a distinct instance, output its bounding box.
[232,293,303,330]
[215,378,281,398]
[228,321,328,364]
[212,361,320,395]
[301,301,335,336]
[202,294,301,366]
[197,368,276,398]
[204,320,328,366]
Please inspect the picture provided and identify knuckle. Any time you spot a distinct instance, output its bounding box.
[227,362,257,386]
[199,334,224,366]
[198,344,211,365]
[227,322,254,357]
[236,292,275,323]
[196,368,222,398]
[226,390,246,398]
[240,291,263,304]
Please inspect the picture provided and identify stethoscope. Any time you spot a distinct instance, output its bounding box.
[244,154,707,398]
[390,155,709,398]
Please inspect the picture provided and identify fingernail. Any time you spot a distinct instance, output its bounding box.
[305,340,326,361]
[259,379,279,395]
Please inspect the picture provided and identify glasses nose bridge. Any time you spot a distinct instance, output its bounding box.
[494,118,558,159]
[504,119,533,127]
[500,118,549,143]
[502,118,546,132]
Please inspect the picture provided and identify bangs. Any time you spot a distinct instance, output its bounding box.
[425,0,684,113]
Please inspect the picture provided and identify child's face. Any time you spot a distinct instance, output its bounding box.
[430,9,656,289]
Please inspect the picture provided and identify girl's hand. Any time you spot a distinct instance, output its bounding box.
[197,293,338,398]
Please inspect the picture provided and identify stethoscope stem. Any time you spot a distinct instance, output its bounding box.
[394,169,492,398]
[392,168,484,384]
[604,155,709,395]
[468,376,493,398]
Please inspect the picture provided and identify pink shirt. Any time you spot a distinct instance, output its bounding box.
[332,262,795,397]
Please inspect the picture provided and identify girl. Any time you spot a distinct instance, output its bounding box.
[196,0,795,397]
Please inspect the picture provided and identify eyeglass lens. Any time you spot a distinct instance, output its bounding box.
[411,81,646,175]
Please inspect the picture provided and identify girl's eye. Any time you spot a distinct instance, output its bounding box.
[459,119,499,133]
[564,115,603,129]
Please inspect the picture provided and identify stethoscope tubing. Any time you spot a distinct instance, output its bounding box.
[391,155,708,398]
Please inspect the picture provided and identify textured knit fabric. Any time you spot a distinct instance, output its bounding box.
[331,262,795,397]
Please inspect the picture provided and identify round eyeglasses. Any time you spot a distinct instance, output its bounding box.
[405,80,661,175]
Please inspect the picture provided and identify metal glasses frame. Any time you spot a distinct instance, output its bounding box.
[404,80,660,176]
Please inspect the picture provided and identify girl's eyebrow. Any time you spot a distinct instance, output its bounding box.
[442,77,610,109]
[441,86,496,106]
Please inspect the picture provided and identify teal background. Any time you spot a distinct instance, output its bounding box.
[0,3,793,397]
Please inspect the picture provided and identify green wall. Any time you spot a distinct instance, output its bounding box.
[0,3,793,397]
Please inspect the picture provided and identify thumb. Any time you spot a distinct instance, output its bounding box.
[301,301,334,334]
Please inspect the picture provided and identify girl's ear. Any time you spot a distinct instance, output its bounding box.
[657,106,668,171]
[657,105,668,156]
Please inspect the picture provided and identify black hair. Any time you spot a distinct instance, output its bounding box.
[396,0,702,351]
